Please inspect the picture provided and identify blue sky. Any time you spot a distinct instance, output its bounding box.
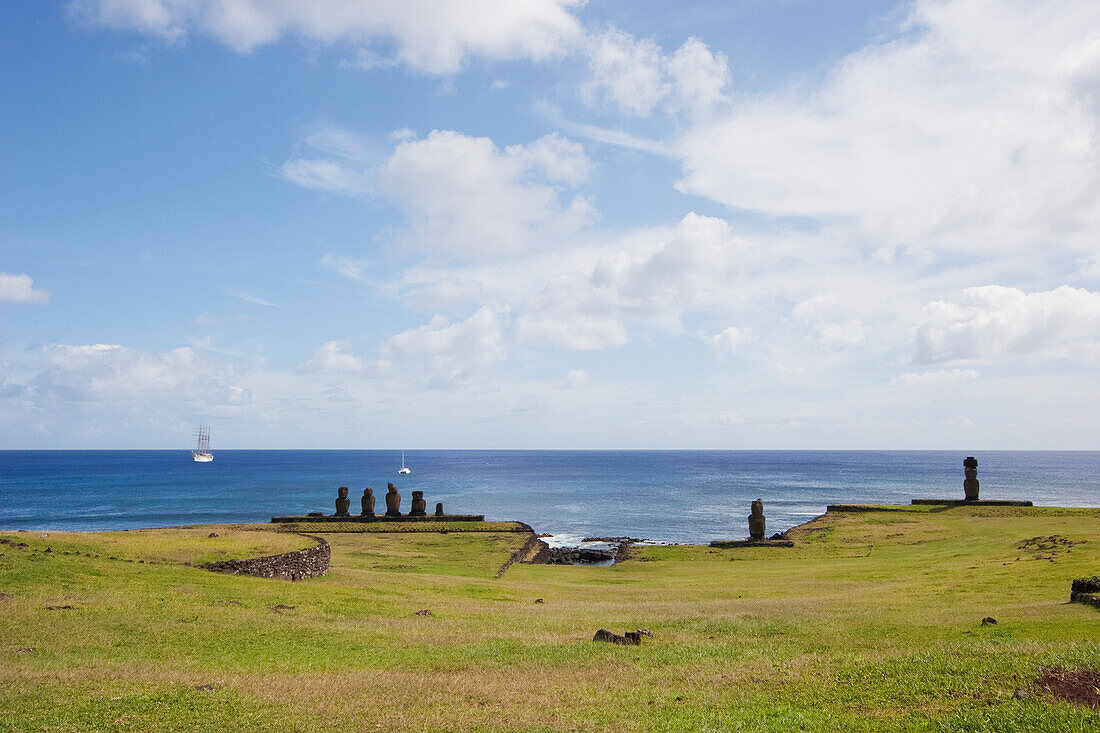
[2,0,1099,449]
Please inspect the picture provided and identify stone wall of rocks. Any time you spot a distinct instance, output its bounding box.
[1071,577,1100,609]
[201,535,330,581]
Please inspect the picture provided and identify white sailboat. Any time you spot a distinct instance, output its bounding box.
[397,451,411,475]
[192,425,214,463]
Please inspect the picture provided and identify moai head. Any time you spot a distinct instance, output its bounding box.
[964,456,978,480]
[750,498,764,519]
[435,502,444,516]
[335,486,351,515]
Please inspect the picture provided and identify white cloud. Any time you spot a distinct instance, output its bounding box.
[320,253,372,283]
[895,368,980,385]
[380,306,507,388]
[281,158,374,199]
[297,340,366,375]
[515,304,628,351]
[673,0,1100,253]
[224,290,281,307]
[913,285,1100,363]
[378,130,595,259]
[562,368,591,389]
[583,30,730,119]
[0,273,50,305]
[69,0,584,73]
[584,28,669,116]
[708,326,750,356]
[665,38,731,120]
[283,128,594,260]
[32,343,248,405]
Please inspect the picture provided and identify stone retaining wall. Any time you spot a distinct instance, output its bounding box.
[1071,577,1100,609]
[201,534,330,581]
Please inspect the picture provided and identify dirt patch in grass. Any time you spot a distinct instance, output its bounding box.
[1037,667,1100,710]
[1016,535,1082,561]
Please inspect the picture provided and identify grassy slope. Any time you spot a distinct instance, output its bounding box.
[0,506,1097,732]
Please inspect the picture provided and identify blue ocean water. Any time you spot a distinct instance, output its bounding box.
[1,451,1098,544]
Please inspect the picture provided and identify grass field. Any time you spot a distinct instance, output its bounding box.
[1,505,1098,731]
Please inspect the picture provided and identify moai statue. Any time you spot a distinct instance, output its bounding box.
[385,483,402,516]
[435,502,445,517]
[963,456,979,501]
[361,488,375,518]
[748,499,766,541]
[335,486,350,516]
[410,491,427,516]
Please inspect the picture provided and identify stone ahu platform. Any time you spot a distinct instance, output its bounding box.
[709,539,794,548]
[271,514,485,523]
[910,499,1033,507]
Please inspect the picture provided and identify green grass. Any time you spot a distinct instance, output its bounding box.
[2,505,1098,731]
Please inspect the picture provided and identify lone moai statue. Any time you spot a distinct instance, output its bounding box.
[385,482,402,516]
[335,486,350,516]
[963,456,979,501]
[748,499,766,541]
[410,491,427,516]
[361,488,375,517]
[435,502,444,517]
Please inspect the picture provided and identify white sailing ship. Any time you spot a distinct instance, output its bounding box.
[397,451,411,475]
[192,425,214,463]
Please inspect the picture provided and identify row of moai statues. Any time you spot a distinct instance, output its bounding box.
[335,484,444,518]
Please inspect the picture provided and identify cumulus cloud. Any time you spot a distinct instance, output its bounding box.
[283,129,595,260]
[380,130,594,259]
[583,29,730,118]
[708,326,750,356]
[913,285,1100,363]
[0,273,50,304]
[584,28,668,116]
[30,343,248,405]
[380,306,507,388]
[297,340,367,375]
[673,0,1100,252]
[69,0,584,73]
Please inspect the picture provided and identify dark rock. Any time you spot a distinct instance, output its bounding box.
[964,456,980,501]
[45,547,52,553]
[410,491,427,517]
[1013,688,1029,700]
[534,598,544,604]
[335,486,350,516]
[269,604,296,612]
[981,616,998,625]
[414,609,432,617]
[202,536,329,581]
[768,532,787,542]
[636,628,653,638]
[307,512,323,517]
[194,684,216,691]
[361,488,375,518]
[207,532,219,538]
[46,605,75,611]
[593,628,640,645]
[385,483,402,517]
[748,499,766,541]
[0,592,10,601]
[17,648,35,654]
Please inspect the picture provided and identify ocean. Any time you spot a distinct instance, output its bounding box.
[1,450,1097,544]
